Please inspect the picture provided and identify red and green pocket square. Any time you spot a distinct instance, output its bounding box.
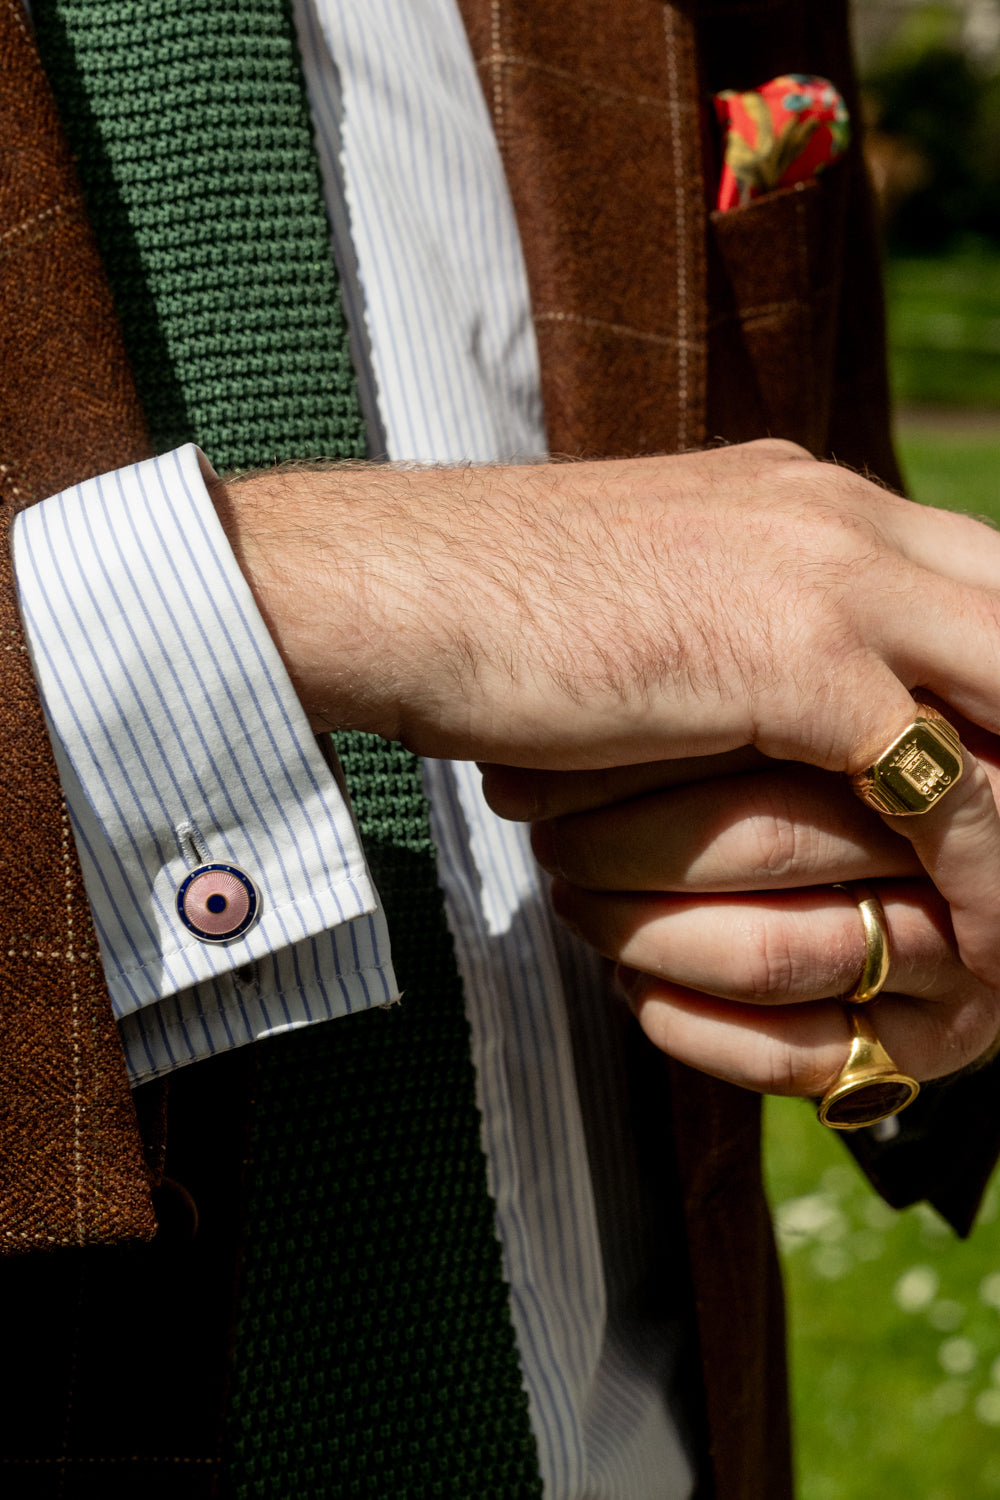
[714,74,850,211]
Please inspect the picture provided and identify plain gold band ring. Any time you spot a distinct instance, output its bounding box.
[838,883,890,1005]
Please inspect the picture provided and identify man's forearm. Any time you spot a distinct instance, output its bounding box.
[209,439,1000,1022]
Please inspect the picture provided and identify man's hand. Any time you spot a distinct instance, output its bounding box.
[211,439,1000,991]
[481,733,1000,1098]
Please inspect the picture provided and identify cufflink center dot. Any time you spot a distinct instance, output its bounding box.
[206,892,228,914]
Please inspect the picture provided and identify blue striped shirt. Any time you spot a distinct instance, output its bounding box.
[14,3,695,1494]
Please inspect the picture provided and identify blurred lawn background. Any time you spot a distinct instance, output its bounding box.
[891,247,1000,520]
[764,5,1000,1495]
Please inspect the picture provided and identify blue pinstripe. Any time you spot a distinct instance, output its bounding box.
[12,2,696,1494]
[15,442,392,1034]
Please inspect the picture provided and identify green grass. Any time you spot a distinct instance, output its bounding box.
[765,1098,1000,1500]
[887,249,1000,409]
[896,420,1000,522]
[764,253,1000,1497]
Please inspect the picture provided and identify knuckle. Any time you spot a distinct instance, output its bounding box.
[746,798,803,884]
[746,437,813,465]
[763,1045,799,1097]
[772,461,887,551]
[765,1043,828,1100]
[744,919,801,1004]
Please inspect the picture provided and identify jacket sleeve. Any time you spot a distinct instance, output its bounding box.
[0,0,159,1251]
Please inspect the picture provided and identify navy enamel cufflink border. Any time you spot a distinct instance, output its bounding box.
[176,862,260,944]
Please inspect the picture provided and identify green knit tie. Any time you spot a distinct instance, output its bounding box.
[34,3,542,1494]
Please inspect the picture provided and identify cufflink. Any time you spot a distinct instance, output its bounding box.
[176,862,260,944]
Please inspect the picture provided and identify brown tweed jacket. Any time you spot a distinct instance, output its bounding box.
[3,2,1000,1497]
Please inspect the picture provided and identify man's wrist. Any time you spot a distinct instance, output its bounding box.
[207,463,398,736]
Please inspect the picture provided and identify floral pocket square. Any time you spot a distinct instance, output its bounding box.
[714,74,850,211]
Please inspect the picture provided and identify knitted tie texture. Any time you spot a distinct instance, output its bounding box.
[33,3,542,1494]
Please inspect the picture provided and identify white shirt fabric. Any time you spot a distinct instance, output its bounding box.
[13,2,696,1495]
[14,443,394,1074]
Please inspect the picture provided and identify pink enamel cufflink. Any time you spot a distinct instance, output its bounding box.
[176,862,260,944]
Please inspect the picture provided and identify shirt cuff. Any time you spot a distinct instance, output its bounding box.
[12,444,398,1077]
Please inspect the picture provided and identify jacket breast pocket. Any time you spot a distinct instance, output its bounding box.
[706,171,849,456]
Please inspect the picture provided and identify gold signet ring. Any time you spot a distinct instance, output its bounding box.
[850,703,963,817]
[818,886,920,1131]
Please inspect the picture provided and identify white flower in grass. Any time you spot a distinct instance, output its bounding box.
[774,1193,845,1251]
[894,1264,939,1312]
[975,1389,1000,1427]
[938,1336,978,1375]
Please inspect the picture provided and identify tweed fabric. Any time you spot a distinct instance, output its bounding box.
[665,1068,792,1498]
[0,0,154,1251]
[456,0,708,459]
[33,2,540,1492]
[700,0,904,477]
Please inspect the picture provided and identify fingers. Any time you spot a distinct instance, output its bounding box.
[870,568,1000,741]
[614,974,851,1096]
[513,731,1000,990]
[617,973,998,1096]
[872,483,1000,596]
[768,453,1000,635]
[837,577,1000,965]
[550,880,952,1008]
[600,878,1000,1094]
[877,751,1000,989]
[479,747,769,821]
[530,765,918,892]
[517,698,1000,990]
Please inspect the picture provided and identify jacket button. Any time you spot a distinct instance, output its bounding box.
[176,862,260,943]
